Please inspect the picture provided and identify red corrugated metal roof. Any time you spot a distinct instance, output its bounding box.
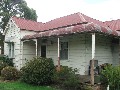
[104,19,120,31]
[43,13,87,30]
[81,13,106,27]
[12,12,109,32]
[12,13,120,32]
[12,13,88,31]
[12,17,44,31]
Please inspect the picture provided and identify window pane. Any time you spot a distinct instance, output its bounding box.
[12,43,14,57]
[60,42,68,60]
[8,43,11,57]
[8,43,14,58]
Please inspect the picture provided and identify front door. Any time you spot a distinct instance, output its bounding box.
[41,45,46,58]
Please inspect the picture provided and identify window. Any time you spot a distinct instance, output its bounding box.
[8,43,14,58]
[60,42,68,60]
[41,45,46,58]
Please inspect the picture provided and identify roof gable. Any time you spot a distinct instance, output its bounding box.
[4,18,19,35]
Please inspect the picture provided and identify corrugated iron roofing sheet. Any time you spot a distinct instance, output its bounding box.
[43,13,87,30]
[12,12,120,32]
[12,12,87,31]
[104,19,120,31]
[12,17,44,31]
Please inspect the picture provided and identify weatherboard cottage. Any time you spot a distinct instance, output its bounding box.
[4,12,120,75]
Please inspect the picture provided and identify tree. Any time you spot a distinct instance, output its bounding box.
[0,0,37,54]
[18,1,37,21]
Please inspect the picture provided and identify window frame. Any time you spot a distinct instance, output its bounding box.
[8,42,14,58]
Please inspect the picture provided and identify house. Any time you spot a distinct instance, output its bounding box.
[4,12,120,75]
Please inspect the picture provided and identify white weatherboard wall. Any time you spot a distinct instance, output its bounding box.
[4,19,37,69]
[4,20,21,69]
[20,30,37,66]
[46,34,119,75]
[112,41,119,65]
[22,41,36,66]
[95,35,112,64]
[20,30,36,39]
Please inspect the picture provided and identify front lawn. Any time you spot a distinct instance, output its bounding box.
[0,81,56,90]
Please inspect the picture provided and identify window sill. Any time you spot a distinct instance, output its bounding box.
[60,59,69,61]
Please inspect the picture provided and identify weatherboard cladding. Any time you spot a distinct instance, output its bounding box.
[12,12,120,40]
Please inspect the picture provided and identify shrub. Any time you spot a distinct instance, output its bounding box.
[0,55,14,75]
[1,66,20,80]
[53,66,80,90]
[81,85,93,90]
[101,65,120,90]
[0,61,8,75]
[20,57,55,85]
[0,55,13,66]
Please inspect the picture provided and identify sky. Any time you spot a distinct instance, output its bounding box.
[25,0,120,23]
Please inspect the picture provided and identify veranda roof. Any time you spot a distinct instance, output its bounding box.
[22,22,119,40]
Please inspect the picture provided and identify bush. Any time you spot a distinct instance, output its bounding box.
[101,65,120,90]
[20,57,55,85]
[0,55,14,75]
[0,61,8,75]
[53,66,80,90]
[0,55,13,66]
[1,66,20,80]
[81,85,93,90]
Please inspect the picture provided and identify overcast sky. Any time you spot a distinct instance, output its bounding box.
[25,0,120,23]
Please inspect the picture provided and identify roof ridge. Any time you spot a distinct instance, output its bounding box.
[44,12,82,23]
[80,13,103,22]
[104,19,120,22]
[77,12,87,22]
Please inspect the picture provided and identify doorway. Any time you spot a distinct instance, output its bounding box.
[41,45,46,58]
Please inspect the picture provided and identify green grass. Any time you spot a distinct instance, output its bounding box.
[0,81,56,90]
